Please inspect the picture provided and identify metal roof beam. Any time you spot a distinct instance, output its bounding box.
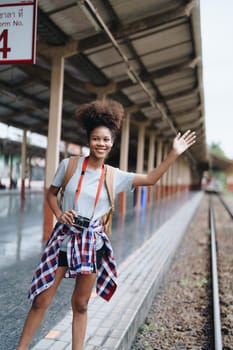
[84,81,117,98]
[117,58,200,90]
[37,40,79,59]
[79,1,195,51]
[37,7,69,46]
[15,64,93,103]
[0,108,36,123]
[68,54,109,86]
[164,86,199,101]
[0,80,48,112]
[172,105,202,119]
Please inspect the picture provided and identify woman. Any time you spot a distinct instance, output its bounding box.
[16,99,196,350]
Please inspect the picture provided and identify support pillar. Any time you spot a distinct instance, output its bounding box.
[172,161,177,195]
[184,161,188,192]
[179,160,185,192]
[43,55,65,241]
[135,122,147,208]
[86,82,116,101]
[28,156,32,189]
[147,133,155,204]
[118,112,130,214]
[21,129,27,201]
[185,161,191,192]
[9,154,14,189]
[174,159,179,195]
[155,139,163,201]
[161,144,168,198]
[167,142,173,197]
[176,158,181,195]
[183,162,188,192]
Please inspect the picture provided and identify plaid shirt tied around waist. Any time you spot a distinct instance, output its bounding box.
[28,220,117,302]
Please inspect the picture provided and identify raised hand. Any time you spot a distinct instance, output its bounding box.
[173,130,196,156]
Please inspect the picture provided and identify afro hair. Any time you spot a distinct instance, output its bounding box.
[75,99,124,140]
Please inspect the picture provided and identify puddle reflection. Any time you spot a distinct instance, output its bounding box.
[111,190,192,264]
[0,193,44,266]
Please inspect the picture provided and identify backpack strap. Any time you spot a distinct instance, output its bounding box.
[105,165,115,211]
[102,165,115,236]
[59,156,79,208]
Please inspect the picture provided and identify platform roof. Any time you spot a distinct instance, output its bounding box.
[0,0,208,167]
[209,152,233,171]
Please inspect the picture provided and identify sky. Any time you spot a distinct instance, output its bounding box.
[200,0,233,159]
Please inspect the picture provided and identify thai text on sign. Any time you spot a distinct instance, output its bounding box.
[0,1,37,64]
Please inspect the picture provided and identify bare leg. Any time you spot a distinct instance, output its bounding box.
[71,273,97,350]
[16,266,67,350]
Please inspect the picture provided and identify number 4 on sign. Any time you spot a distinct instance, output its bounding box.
[0,29,11,59]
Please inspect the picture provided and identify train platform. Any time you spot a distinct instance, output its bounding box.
[0,188,203,350]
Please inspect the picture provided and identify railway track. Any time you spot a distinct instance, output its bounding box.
[131,193,233,350]
[209,193,233,350]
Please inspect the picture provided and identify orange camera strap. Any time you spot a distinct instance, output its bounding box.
[73,157,105,215]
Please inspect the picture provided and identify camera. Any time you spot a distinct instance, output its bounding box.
[73,215,90,229]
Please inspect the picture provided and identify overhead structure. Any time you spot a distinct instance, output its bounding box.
[208,152,233,172]
[0,0,207,168]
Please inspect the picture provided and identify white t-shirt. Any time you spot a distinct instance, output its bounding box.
[52,156,135,220]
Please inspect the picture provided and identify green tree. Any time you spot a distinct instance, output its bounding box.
[208,142,226,189]
[209,142,225,156]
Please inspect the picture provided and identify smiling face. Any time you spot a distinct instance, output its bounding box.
[88,126,113,161]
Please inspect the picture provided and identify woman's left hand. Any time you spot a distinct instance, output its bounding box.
[173,130,196,156]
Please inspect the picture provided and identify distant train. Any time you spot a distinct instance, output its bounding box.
[202,176,222,194]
